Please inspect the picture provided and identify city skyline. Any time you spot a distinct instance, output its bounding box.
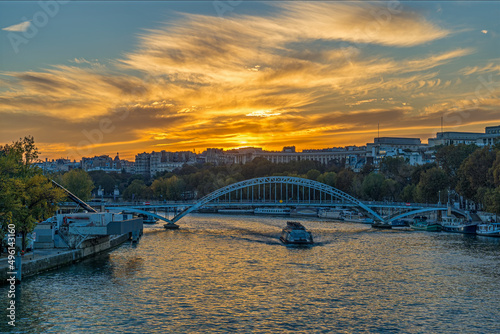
[1,1,499,161]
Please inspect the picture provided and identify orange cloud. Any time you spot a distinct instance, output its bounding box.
[0,2,497,160]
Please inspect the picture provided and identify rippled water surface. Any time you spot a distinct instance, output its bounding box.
[2,215,500,333]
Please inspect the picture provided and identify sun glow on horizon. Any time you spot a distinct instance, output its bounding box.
[1,2,499,161]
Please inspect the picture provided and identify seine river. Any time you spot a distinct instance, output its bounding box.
[2,215,500,333]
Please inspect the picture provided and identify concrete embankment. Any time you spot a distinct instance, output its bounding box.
[0,234,130,284]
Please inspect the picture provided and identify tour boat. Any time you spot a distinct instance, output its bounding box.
[280,221,314,245]
[139,214,158,224]
[391,219,411,229]
[440,216,477,234]
[163,222,180,230]
[291,208,318,217]
[217,209,254,214]
[476,222,500,237]
[318,209,344,220]
[410,216,441,232]
[254,207,291,215]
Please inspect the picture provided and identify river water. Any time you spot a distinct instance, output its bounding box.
[2,215,500,333]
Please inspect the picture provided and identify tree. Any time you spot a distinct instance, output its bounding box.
[483,186,500,218]
[14,175,65,251]
[89,170,117,194]
[415,167,449,204]
[361,172,386,201]
[151,177,169,199]
[435,144,477,181]
[0,137,65,251]
[165,176,187,200]
[490,150,500,187]
[317,172,336,187]
[410,163,437,185]
[456,147,496,202]
[123,179,148,201]
[61,169,95,201]
[383,178,400,201]
[306,169,321,181]
[360,163,375,176]
[400,184,416,202]
[380,156,412,185]
[336,169,355,193]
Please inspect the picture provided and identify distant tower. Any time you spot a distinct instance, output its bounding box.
[114,152,121,169]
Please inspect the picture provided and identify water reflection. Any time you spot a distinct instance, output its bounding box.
[1,215,499,333]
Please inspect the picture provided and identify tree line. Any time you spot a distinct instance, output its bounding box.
[2,137,499,251]
[77,143,500,215]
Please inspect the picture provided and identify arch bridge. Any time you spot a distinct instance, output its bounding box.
[171,176,384,223]
[106,177,469,224]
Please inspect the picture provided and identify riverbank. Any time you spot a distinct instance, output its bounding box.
[0,234,130,284]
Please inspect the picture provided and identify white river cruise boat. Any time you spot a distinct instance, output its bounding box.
[476,222,500,237]
[440,216,477,234]
[254,207,291,215]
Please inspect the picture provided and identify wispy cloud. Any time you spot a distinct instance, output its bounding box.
[0,2,497,159]
[2,21,31,32]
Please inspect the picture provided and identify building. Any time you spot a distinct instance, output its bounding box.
[478,125,500,146]
[428,132,483,146]
[136,150,197,177]
[204,148,235,165]
[135,152,151,176]
[35,158,80,173]
[120,160,135,174]
[206,146,367,166]
[427,125,500,147]
[366,137,431,166]
[81,154,127,173]
[372,137,422,149]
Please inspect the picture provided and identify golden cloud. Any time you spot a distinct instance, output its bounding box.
[0,2,496,159]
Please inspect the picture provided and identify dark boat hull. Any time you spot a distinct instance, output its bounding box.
[410,223,442,232]
[441,224,477,234]
[372,223,392,229]
[164,223,180,230]
[279,237,313,245]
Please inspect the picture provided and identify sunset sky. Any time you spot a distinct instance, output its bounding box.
[1,1,499,160]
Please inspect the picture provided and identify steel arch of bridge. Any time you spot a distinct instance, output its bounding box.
[107,208,173,223]
[172,176,384,223]
[386,207,469,223]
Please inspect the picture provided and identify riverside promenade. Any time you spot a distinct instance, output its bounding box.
[0,234,130,283]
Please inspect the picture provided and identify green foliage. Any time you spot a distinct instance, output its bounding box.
[61,169,95,201]
[380,157,412,185]
[410,163,437,185]
[456,147,496,202]
[435,144,478,179]
[383,178,400,201]
[415,167,449,204]
[401,184,416,202]
[0,137,65,251]
[88,170,118,194]
[306,169,321,181]
[151,176,187,200]
[335,169,355,193]
[490,151,500,187]
[123,179,148,201]
[317,172,336,187]
[361,172,386,201]
[483,186,500,215]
